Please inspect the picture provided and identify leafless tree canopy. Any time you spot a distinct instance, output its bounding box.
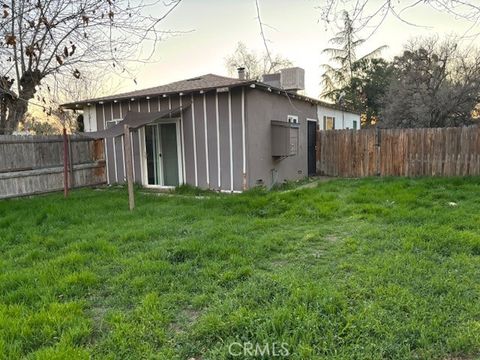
[381,37,480,128]
[225,42,292,80]
[0,0,182,134]
[318,0,480,37]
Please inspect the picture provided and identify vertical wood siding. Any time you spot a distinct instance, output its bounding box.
[194,94,207,188]
[94,89,246,191]
[205,92,218,190]
[217,92,231,189]
[231,88,244,191]
[182,96,195,185]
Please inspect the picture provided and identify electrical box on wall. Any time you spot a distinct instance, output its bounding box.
[271,120,299,157]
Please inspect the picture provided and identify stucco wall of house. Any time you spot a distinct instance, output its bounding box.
[245,88,318,188]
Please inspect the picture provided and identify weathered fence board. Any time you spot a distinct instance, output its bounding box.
[0,135,106,199]
[317,126,480,178]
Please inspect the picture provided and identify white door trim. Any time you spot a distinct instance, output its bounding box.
[141,118,183,189]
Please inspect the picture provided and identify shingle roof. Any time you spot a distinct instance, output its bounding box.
[62,74,253,108]
[61,72,360,114]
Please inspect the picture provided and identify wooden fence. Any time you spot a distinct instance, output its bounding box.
[317,126,480,177]
[0,135,106,199]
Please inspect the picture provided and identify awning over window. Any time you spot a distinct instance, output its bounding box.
[81,105,187,139]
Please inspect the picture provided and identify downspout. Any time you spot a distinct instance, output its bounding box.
[242,86,247,191]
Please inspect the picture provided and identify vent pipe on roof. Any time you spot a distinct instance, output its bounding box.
[237,67,246,80]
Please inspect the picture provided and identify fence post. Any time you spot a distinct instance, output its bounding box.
[68,134,74,189]
[375,127,381,176]
[63,128,69,198]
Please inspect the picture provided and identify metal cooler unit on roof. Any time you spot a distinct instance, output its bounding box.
[261,68,305,92]
[280,67,305,91]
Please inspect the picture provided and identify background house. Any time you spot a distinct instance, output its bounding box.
[63,68,360,191]
[317,106,360,130]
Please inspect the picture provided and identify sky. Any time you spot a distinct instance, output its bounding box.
[111,0,479,99]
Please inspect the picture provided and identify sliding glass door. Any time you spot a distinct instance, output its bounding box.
[145,123,179,186]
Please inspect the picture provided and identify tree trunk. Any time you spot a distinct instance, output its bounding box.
[0,95,6,134]
[3,97,28,135]
[2,71,41,135]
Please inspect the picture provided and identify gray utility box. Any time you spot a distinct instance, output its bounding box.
[271,120,299,157]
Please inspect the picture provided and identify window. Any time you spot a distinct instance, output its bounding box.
[106,119,122,128]
[287,115,299,124]
[353,120,358,130]
[323,116,335,130]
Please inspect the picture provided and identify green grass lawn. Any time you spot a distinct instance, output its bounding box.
[0,178,479,359]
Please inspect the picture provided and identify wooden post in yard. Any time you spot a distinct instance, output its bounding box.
[123,124,135,211]
[68,134,74,189]
[63,127,69,198]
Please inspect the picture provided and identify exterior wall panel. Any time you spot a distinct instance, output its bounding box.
[231,88,244,191]
[102,104,117,183]
[205,92,218,189]
[139,99,149,113]
[159,97,170,111]
[85,85,316,191]
[121,101,129,116]
[84,105,97,132]
[245,88,317,188]
[193,94,207,188]
[96,105,104,131]
[129,128,139,183]
[112,102,121,119]
[170,96,180,110]
[112,102,125,182]
[182,103,195,185]
[120,100,142,184]
[217,92,231,190]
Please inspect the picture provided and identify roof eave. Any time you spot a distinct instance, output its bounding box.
[61,80,361,115]
[60,80,256,110]
[251,82,360,114]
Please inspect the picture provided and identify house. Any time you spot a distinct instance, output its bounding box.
[318,106,360,130]
[62,68,360,191]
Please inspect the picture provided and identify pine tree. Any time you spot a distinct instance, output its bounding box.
[320,11,386,101]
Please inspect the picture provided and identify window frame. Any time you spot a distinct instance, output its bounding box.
[323,116,335,130]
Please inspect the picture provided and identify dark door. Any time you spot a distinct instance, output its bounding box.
[307,121,317,176]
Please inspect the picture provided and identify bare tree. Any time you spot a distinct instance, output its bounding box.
[18,69,120,134]
[381,37,480,128]
[317,0,480,37]
[0,0,183,134]
[225,0,292,80]
[225,42,292,80]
